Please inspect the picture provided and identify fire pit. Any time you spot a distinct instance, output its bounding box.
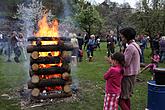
[26,14,74,100]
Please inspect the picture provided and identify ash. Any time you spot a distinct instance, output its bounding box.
[20,84,80,109]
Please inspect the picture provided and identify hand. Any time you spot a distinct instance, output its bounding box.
[104,56,111,63]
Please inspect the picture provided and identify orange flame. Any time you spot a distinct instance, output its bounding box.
[34,14,63,91]
[34,14,61,60]
[34,14,59,37]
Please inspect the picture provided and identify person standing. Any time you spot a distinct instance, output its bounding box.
[17,32,27,60]
[138,34,147,63]
[77,33,84,62]
[70,33,79,57]
[103,52,125,110]
[83,33,89,50]
[96,35,101,50]
[86,34,96,61]
[159,36,165,63]
[106,34,115,57]
[119,27,141,110]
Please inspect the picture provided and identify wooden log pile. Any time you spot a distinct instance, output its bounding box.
[27,37,73,99]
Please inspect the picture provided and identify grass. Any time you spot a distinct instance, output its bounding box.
[0,42,164,110]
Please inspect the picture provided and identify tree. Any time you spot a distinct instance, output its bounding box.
[42,0,63,17]
[72,0,103,36]
[129,0,165,36]
[97,1,132,40]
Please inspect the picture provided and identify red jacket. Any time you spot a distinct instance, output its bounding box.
[104,65,123,94]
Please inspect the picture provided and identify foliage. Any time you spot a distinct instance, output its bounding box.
[96,1,132,34]
[129,0,165,36]
[72,0,104,36]
[42,0,63,16]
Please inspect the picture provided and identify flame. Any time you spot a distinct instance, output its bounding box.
[34,14,61,64]
[34,14,64,91]
[47,86,62,91]
[34,14,59,37]
[33,14,59,46]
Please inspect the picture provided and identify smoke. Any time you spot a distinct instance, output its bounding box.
[59,0,80,37]
[59,0,80,90]
[62,0,72,18]
[15,0,47,82]
[16,0,80,90]
[70,56,79,91]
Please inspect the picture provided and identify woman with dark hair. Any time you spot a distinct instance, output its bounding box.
[118,27,141,110]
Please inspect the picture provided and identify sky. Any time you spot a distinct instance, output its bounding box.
[87,0,138,8]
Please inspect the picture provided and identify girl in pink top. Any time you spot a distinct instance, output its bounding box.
[103,52,125,110]
[140,51,160,79]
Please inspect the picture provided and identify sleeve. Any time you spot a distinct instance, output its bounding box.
[104,68,113,80]
[124,46,134,67]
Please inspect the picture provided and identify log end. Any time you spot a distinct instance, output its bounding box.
[31,75,40,84]
[32,63,39,71]
[31,88,40,97]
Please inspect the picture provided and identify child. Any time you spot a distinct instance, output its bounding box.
[103,52,125,110]
[140,51,160,79]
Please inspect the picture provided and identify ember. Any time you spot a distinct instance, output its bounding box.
[27,14,73,99]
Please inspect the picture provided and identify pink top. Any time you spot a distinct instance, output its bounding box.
[152,54,160,63]
[104,65,123,94]
[124,42,141,76]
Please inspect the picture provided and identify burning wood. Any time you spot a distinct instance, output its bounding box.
[31,75,40,84]
[62,72,70,80]
[31,88,40,97]
[28,78,72,89]
[30,65,70,74]
[30,56,61,65]
[28,37,71,42]
[26,14,74,100]
[31,51,39,59]
[63,85,72,93]
[27,43,73,53]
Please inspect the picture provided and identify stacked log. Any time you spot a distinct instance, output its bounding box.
[27,37,73,99]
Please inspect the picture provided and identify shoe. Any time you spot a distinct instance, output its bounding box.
[14,57,20,63]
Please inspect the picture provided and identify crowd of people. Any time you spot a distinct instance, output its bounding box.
[66,28,142,110]
[0,27,164,110]
[0,31,27,63]
[103,27,165,110]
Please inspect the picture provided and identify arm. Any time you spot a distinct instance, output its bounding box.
[104,56,111,64]
[104,68,113,80]
[124,46,134,67]
[139,64,150,73]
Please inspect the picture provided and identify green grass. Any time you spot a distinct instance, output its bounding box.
[0,43,164,110]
